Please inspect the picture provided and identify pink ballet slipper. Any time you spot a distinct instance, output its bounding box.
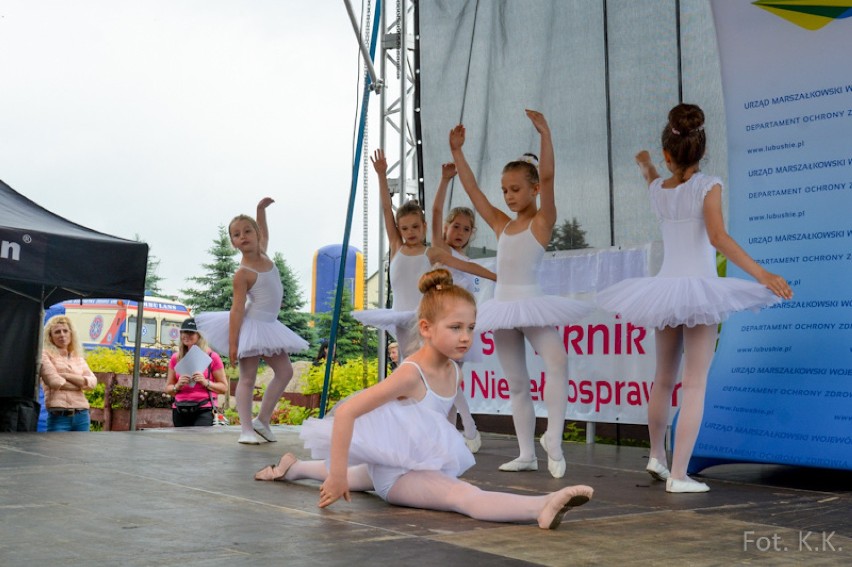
[537,485,594,529]
[254,453,297,481]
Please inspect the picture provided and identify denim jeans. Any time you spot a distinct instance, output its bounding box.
[47,409,90,432]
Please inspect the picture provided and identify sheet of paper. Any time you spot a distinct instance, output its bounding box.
[174,345,213,377]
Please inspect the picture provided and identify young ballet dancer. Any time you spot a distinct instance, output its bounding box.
[255,269,593,529]
[596,103,792,493]
[429,162,497,453]
[449,110,594,478]
[351,149,431,360]
[196,198,309,445]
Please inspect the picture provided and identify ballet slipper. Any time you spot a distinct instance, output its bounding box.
[498,457,538,472]
[464,430,482,454]
[252,418,278,442]
[539,434,566,479]
[646,457,670,481]
[666,476,709,493]
[238,432,263,445]
[254,453,298,481]
[537,485,594,529]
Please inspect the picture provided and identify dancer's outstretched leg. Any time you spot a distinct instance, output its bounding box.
[256,455,374,492]
[524,326,569,477]
[494,328,537,470]
[646,326,682,477]
[387,470,593,529]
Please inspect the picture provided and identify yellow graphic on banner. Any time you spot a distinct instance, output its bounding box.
[753,0,852,30]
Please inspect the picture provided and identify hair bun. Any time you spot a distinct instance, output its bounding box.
[418,268,454,294]
[519,153,539,167]
[668,104,705,137]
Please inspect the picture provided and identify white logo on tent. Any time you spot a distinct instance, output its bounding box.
[1,237,23,261]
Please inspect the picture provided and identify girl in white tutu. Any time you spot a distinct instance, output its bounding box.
[196,198,308,444]
[449,110,594,478]
[596,104,792,492]
[255,269,593,529]
[428,162,497,453]
[351,149,430,360]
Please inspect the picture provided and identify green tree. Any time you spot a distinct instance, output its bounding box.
[134,234,165,297]
[547,217,589,251]
[181,225,238,312]
[312,286,378,361]
[273,252,314,354]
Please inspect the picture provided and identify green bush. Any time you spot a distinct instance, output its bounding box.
[271,399,319,426]
[84,383,106,409]
[85,347,133,374]
[302,357,379,405]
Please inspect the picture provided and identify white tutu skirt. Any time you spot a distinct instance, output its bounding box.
[300,395,475,478]
[195,311,309,358]
[595,275,780,329]
[475,295,595,332]
[351,309,416,340]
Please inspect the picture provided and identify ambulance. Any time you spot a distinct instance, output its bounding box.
[46,296,191,357]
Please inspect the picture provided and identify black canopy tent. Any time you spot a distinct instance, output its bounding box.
[0,179,148,430]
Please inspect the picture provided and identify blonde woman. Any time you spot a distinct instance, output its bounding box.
[40,316,97,431]
[166,318,228,427]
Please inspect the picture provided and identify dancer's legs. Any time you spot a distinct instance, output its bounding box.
[236,355,261,434]
[494,328,536,461]
[387,470,592,527]
[284,460,374,492]
[670,324,717,479]
[647,327,683,463]
[522,326,569,459]
[256,352,293,425]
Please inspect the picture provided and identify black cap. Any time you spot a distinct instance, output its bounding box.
[180,318,198,333]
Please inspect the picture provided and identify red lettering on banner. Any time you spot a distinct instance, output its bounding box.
[470,368,510,400]
[561,321,648,355]
[628,322,646,354]
[530,372,546,401]
[565,324,584,354]
[671,382,682,407]
[642,381,652,404]
[480,331,495,355]
[579,380,593,405]
[595,380,612,412]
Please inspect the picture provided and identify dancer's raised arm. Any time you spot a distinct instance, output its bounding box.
[255,197,274,254]
[449,125,510,234]
[372,149,404,256]
[526,110,556,234]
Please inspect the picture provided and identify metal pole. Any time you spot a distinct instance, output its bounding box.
[398,0,407,203]
[343,0,383,93]
[320,1,382,417]
[377,0,389,380]
[129,301,144,431]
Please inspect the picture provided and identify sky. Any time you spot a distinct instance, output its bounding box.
[0,0,385,309]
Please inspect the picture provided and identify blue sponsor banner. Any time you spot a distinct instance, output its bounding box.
[693,2,852,472]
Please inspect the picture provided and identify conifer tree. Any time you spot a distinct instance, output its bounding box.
[134,234,166,297]
[312,286,378,361]
[273,252,314,352]
[547,217,589,251]
[181,226,238,312]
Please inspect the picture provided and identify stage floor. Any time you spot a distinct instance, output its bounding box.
[1,426,849,566]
